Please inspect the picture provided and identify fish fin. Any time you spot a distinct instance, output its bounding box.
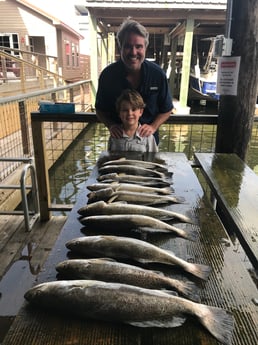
[183,228,199,242]
[97,257,117,262]
[174,281,201,302]
[159,187,174,195]
[171,196,185,203]
[107,195,118,203]
[196,304,234,345]
[159,289,178,297]
[186,263,212,281]
[126,316,186,328]
[159,216,175,221]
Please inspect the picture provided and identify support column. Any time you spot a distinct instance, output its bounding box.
[179,18,194,112]
[88,12,98,99]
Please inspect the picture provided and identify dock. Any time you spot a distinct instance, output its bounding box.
[2,152,257,345]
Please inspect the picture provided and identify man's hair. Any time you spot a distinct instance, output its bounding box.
[116,17,149,49]
[116,89,145,112]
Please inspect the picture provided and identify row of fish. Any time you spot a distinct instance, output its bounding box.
[24,157,234,344]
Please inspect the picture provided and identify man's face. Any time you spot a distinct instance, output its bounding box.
[121,33,146,72]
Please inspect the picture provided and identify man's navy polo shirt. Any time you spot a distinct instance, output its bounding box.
[95,59,173,142]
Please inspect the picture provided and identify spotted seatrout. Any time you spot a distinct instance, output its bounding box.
[55,258,200,301]
[24,280,234,345]
[97,173,171,187]
[78,200,194,224]
[87,188,184,205]
[98,164,172,179]
[87,182,174,195]
[80,214,197,241]
[100,157,169,172]
[65,235,211,280]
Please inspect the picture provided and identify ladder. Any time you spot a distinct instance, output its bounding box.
[0,157,40,231]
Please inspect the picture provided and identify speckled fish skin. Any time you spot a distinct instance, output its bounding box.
[65,235,211,281]
[55,258,200,301]
[77,200,194,224]
[79,214,197,241]
[87,188,184,205]
[100,158,169,172]
[97,173,171,187]
[87,182,173,195]
[24,280,234,345]
[98,164,171,179]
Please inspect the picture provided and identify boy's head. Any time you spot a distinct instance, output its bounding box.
[116,89,145,113]
[116,89,145,127]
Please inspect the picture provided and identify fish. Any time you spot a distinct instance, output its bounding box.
[98,164,171,179]
[87,182,174,195]
[97,172,171,187]
[80,214,197,241]
[65,235,211,280]
[87,188,184,205]
[24,280,234,345]
[78,200,194,224]
[55,258,200,301]
[100,157,169,173]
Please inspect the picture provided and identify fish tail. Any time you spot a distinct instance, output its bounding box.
[174,281,200,302]
[196,304,234,345]
[186,262,211,281]
[183,228,198,242]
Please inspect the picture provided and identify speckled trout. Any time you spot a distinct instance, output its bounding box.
[80,214,197,241]
[87,182,174,195]
[55,258,200,301]
[98,164,171,179]
[97,173,171,187]
[87,188,184,205]
[24,280,234,345]
[100,157,169,172]
[78,200,194,224]
[65,235,211,280]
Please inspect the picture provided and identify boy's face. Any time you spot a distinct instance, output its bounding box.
[119,100,143,126]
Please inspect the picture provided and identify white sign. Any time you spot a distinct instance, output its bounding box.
[216,56,241,96]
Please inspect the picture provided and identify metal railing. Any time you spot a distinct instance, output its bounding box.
[0,157,39,231]
[0,80,93,217]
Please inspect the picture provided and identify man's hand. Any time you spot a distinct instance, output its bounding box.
[138,123,156,137]
[109,124,123,138]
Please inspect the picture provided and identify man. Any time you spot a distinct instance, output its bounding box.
[95,18,173,144]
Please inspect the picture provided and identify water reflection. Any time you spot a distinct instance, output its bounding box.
[49,121,258,208]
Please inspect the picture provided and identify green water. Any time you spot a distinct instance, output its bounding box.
[49,121,258,208]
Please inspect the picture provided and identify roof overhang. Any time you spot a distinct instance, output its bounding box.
[78,1,227,36]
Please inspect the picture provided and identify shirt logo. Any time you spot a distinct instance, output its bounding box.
[150,86,158,91]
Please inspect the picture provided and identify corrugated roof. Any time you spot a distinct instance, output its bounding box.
[84,0,227,9]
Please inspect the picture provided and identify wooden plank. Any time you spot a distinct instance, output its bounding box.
[2,153,258,345]
[194,152,258,268]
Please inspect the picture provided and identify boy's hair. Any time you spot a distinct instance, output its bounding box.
[116,89,145,112]
[116,17,149,49]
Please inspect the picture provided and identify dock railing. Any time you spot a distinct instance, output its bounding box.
[31,112,218,220]
[0,80,93,214]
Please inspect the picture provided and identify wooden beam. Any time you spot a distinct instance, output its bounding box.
[179,18,194,109]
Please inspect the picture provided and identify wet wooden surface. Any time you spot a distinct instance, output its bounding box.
[194,152,258,269]
[2,152,258,345]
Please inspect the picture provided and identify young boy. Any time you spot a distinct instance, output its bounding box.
[108,89,158,152]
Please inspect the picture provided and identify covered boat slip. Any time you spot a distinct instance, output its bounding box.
[2,153,257,345]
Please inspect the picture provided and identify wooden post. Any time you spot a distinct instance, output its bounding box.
[215,0,258,160]
[31,120,51,221]
[88,11,98,98]
[179,18,194,109]
[169,36,178,98]
[18,100,30,155]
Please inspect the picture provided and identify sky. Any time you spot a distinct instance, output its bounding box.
[26,0,80,31]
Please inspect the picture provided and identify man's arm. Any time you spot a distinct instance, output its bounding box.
[96,109,123,138]
[138,110,172,137]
